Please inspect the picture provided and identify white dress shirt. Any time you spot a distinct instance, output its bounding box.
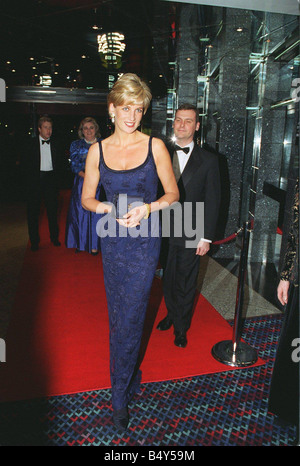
[176,141,194,174]
[39,136,53,171]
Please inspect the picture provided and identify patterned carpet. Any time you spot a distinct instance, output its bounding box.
[0,314,298,447]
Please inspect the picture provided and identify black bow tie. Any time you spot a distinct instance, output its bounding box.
[42,139,50,144]
[175,145,189,154]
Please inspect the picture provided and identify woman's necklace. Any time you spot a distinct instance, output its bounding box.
[84,138,97,144]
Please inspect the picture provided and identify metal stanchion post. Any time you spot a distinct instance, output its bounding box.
[211,221,258,367]
[211,33,269,366]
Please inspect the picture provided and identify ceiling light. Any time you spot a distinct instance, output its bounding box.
[97,32,126,68]
[97,33,126,56]
[40,75,52,87]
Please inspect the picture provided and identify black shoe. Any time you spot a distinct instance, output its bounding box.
[157,316,173,331]
[174,331,187,348]
[52,240,61,247]
[113,407,129,432]
[90,250,99,256]
[31,244,39,251]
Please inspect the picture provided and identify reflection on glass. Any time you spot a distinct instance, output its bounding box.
[280,108,294,184]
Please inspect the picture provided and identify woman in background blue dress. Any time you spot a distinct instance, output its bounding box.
[65,117,101,254]
[82,74,179,432]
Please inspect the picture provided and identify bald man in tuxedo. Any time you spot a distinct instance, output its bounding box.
[157,104,221,347]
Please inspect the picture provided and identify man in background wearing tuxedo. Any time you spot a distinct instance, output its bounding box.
[157,104,221,348]
[23,115,62,251]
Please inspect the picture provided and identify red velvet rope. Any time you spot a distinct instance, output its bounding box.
[212,224,282,245]
[212,227,243,245]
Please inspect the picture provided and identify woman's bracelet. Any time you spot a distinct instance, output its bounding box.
[143,203,151,219]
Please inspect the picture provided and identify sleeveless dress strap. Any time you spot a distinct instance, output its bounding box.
[98,140,103,163]
[148,136,153,160]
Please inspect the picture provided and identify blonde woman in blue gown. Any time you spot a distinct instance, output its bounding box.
[82,74,179,432]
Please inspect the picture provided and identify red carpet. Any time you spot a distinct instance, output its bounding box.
[0,191,264,402]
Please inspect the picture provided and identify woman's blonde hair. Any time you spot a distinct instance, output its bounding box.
[107,73,152,114]
[78,117,101,139]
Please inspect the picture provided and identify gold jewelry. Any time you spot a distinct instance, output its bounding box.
[143,203,151,219]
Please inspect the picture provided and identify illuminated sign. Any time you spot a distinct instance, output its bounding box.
[97,32,126,69]
[39,74,52,87]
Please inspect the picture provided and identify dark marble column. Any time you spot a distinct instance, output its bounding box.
[209,9,252,258]
[176,5,200,106]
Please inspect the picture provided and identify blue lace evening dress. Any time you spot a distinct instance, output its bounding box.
[65,138,101,252]
[98,137,161,411]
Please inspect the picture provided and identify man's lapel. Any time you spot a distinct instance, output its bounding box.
[181,146,202,188]
[169,142,202,188]
[49,140,56,169]
[35,137,41,168]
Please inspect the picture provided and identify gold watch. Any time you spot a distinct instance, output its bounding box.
[143,203,151,219]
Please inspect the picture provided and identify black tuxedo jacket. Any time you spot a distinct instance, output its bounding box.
[166,142,221,247]
[22,137,62,194]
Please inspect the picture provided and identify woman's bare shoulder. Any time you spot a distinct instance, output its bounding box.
[151,136,168,150]
[151,137,169,157]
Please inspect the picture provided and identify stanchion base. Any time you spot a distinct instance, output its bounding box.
[211,340,258,367]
